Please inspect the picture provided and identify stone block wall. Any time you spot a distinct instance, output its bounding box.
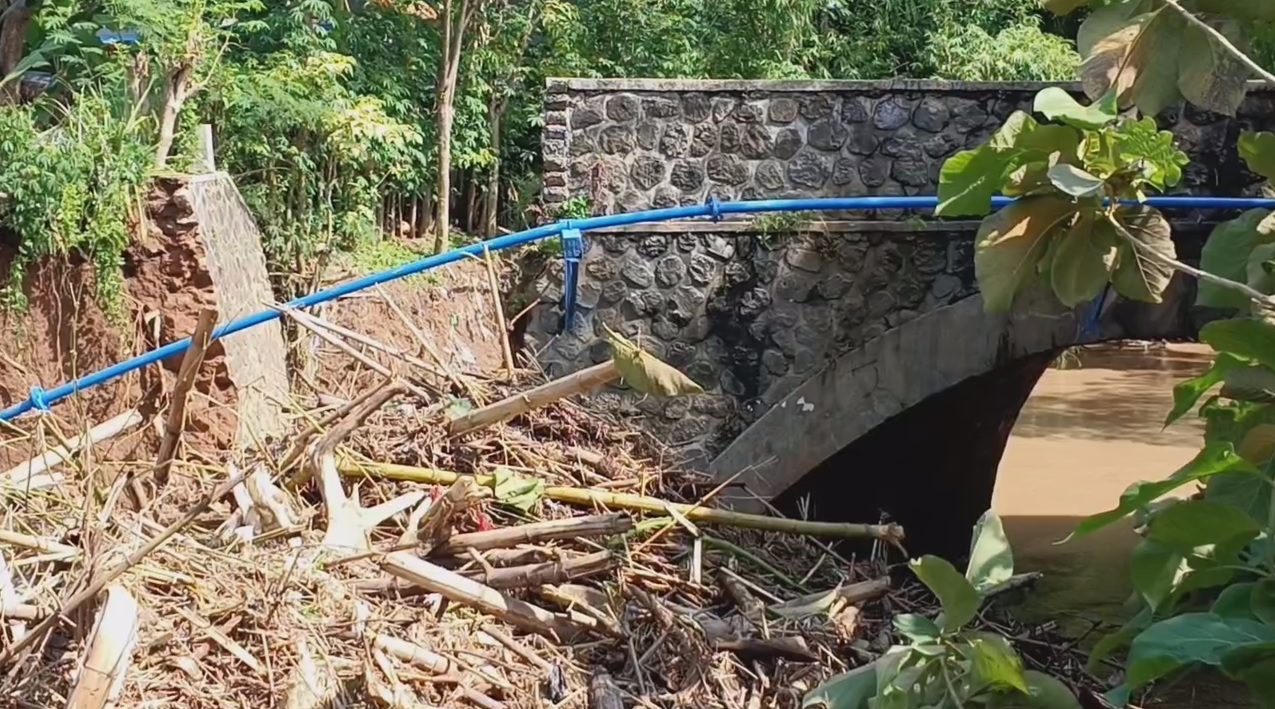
[532,78,1275,465]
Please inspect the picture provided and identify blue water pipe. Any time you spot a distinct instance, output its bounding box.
[3,194,1274,423]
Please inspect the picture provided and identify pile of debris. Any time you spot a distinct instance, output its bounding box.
[0,275,1102,709]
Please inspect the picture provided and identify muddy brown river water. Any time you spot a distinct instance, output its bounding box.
[993,343,1248,706]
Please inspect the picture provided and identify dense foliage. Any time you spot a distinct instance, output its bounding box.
[0,0,1078,309]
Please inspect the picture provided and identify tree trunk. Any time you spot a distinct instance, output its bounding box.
[155,64,194,168]
[0,1,35,105]
[432,0,476,254]
[483,96,503,237]
[408,196,419,239]
[465,170,478,234]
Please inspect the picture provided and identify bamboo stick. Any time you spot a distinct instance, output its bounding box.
[433,514,632,556]
[342,460,905,540]
[378,552,594,641]
[2,409,143,490]
[462,551,614,589]
[155,308,218,485]
[447,362,619,437]
[481,245,515,375]
[65,585,139,709]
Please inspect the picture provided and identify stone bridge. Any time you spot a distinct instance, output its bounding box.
[526,79,1274,555]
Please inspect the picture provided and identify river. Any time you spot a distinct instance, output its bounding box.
[992,343,1248,706]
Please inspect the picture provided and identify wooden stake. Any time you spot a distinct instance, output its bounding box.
[447,362,619,437]
[155,308,218,485]
[480,245,515,375]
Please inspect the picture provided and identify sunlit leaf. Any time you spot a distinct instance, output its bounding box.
[604,325,704,397]
[966,632,1029,694]
[1047,164,1105,198]
[1124,613,1275,691]
[1201,318,1275,370]
[1112,117,1190,190]
[1066,444,1258,540]
[1050,210,1118,306]
[1206,456,1275,526]
[966,510,1014,595]
[982,670,1082,709]
[1198,210,1275,309]
[974,197,1076,311]
[1108,206,1175,304]
[1033,87,1116,130]
[1145,499,1262,553]
[894,613,941,643]
[490,466,544,512]
[1240,132,1275,182]
[937,115,1081,217]
[909,556,980,631]
[1166,353,1246,426]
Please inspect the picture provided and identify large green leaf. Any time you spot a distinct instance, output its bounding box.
[937,146,1016,217]
[1144,498,1263,552]
[1221,646,1275,709]
[1109,206,1175,304]
[967,633,1029,694]
[1130,538,1184,611]
[1050,210,1119,306]
[1198,210,1275,310]
[1240,132,1275,182]
[1066,444,1257,540]
[975,198,1076,311]
[982,671,1082,709]
[1206,461,1275,526]
[1165,353,1246,426]
[1077,3,1249,116]
[1200,318,1275,370]
[966,510,1014,595]
[1033,87,1117,131]
[938,115,1082,216]
[1125,613,1275,690]
[1047,164,1105,198]
[604,325,704,397]
[893,613,941,643]
[1248,243,1275,298]
[1089,606,1153,672]
[910,555,980,631]
[1252,580,1275,625]
[1212,582,1259,620]
[803,662,877,709]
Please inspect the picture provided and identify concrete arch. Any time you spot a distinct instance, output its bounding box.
[708,280,1199,512]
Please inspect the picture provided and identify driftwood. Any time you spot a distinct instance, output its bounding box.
[154,308,218,485]
[448,362,619,437]
[353,461,904,540]
[433,513,632,556]
[65,585,139,709]
[2,409,144,491]
[378,552,595,641]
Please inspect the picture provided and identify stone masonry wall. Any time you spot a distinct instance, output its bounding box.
[531,79,1275,465]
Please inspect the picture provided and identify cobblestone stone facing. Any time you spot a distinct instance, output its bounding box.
[534,79,1275,463]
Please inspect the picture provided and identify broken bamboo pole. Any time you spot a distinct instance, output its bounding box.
[155,308,218,485]
[433,514,632,556]
[447,362,619,437]
[2,409,143,490]
[65,585,140,709]
[342,460,904,540]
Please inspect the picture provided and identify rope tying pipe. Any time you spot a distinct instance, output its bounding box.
[2,194,1273,422]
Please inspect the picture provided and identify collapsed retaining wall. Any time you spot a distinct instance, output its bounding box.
[0,174,289,469]
[529,78,1275,465]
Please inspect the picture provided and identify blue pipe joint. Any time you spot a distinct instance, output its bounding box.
[707,196,723,222]
[559,227,585,334]
[28,386,50,413]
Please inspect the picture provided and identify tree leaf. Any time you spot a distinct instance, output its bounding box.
[1166,353,1246,426]
[1033,87,1116,130]
[604,326,704,397]
[1125,613,1275,690]
[1144,499,1262,553]
[909,556,980,631]
[1130,538,1184,611]
[490,466,544,512]
[982,671,1082,709]
[1042,0,1092,15]
[1252,579,1275,625]
[1240,132,1275,182]
[966,510,1014,595]
[1198,210,1275,309]
[1112,116,1190,190]
[937,146,1016,217]
[1176,14,1250,117]
[1109,206,1175,303]
[1238,422,1275,464]
[967,633,1029,694]
[802,662,876,709]
[1221,645,1275,708]
[1206,459,1275,527]
[1089,606,1153,672]
[893,614,941,644]
[1047,164,1105,198]
[1201,318,1275,370]
[1066,444,1257,541]
[974,197,1076,312]
[1050,210,1119,306]
[1212,582,1258,620]
[770,586,842,619]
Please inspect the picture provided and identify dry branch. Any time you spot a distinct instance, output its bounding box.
[65,585,140,709]
[461,551,615,589]
[480,245,515,375]
[433,513,632,556]
[447,362,619,437]
[2,409,143,490]
[378,552,595,641]
[349,461,904,540]
[155,308,218,485]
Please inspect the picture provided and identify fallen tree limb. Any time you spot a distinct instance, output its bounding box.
[378,552,596,641]
[345,461,904,540]
[447,362,619,437]
[433,514,632,556]
[2,409,143,490]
